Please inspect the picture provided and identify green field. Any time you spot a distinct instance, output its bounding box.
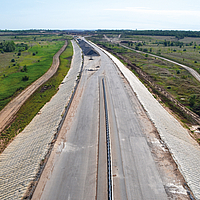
[0,38,73,152]
[0,34,69,111]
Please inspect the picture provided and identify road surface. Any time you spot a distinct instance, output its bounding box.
[33,38,169,200]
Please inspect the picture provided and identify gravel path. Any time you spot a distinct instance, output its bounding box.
[0,40,82,199]
[0,41,68,133]
[93,42,200,200]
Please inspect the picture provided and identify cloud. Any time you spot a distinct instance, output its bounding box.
[104,7,200,17]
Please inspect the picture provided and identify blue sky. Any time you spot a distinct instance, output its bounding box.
[1,0,200,30]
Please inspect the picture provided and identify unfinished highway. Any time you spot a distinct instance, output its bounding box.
[32,38,192,200]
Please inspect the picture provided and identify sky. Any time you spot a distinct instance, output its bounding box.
[1,0,200,30]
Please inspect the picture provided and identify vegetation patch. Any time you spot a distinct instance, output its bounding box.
[0,39,73,153]
[0,35,69,111]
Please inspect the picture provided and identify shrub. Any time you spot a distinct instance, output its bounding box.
[11,58,15,62]
[32,52,36,56]
[22,75,29,81]
[143,48,148,52]
[16,87,24,91]
[189,95,196,107]
[21,65,27,72]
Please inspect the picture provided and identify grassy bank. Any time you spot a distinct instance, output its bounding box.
[0,39,73,153]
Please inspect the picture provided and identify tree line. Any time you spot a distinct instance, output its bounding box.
[96,30,200,39]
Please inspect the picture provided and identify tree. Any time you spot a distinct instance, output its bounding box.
[2,41,15,52]
[143,48,148,52]
[22,75,29,81]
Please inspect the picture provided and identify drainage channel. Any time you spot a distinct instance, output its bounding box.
[102,78,112,200]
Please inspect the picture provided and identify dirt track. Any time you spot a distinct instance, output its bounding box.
[0,41,68,133]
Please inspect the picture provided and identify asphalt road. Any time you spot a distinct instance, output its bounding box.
[34,38,168,200]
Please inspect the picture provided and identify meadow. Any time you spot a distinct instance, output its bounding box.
[0,34,68,111]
